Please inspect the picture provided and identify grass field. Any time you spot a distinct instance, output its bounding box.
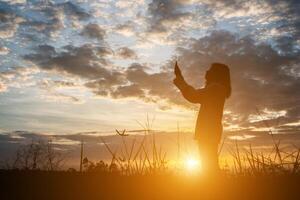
[1,132,300,200]
[1,169,300,200]
[1,119,300,200]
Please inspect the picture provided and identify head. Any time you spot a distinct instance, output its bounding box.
[205,63,231,98]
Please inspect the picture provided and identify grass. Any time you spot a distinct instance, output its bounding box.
[80,114,300,177]
[1,139,300,200]
[1,115,300,199]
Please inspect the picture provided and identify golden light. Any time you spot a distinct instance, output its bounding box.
[184,156,200,172]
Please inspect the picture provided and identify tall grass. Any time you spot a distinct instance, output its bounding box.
[82,112,300,176]
[6,112,300,177]
[87,115,169,175]
[226,108,300,176]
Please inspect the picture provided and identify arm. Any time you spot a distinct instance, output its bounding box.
[173,62,205,103]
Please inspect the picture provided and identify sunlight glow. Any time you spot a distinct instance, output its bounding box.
[184,156,200,172]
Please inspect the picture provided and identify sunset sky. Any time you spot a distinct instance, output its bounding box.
[0,0,299,142]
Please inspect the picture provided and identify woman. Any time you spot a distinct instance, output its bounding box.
[173,61,231,173]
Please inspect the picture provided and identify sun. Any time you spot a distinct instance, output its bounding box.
[184,156,200,172]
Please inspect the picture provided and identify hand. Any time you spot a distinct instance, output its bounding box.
[173,61,184,87]
[173,77,181,88]
[174,61,183,79]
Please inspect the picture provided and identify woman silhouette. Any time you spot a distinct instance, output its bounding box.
[173,62,231,173]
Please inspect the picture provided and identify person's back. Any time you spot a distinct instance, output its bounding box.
[196,83,226,142]
[173,62,231,173]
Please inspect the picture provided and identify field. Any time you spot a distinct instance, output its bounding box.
[1,128,300,200]
[1,169,300,200]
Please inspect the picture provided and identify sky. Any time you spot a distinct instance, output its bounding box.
[0,0,300,159]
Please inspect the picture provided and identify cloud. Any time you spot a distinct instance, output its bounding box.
[123,63,177,103]
[0,6,24,39]
[269,0,300,45]
[59,1,90,21]
[140,0,216,45]
[24,44,117,80]
[24,43,127,98]
[24,43,175,103]
[20,1,90,38]
[0,46,10,55]
[116,47,138,59]
[22,14,64,38]
[44,80,77,89]
[37,79,84,104]
[0,0,26,5]
[0,81,7,92]
[115,21,136,37]
[195,0,300,50]
[138,0,300,49]
[101,31,300,132]
[199,0,272,18]
[146,0,191,33]
[81,23,106,40]
[23,29,300,133]
[40,92,83,104]
[174,30,300,127]
[0,66,40,92]
[111,84,145,99]
[1,0,298,135]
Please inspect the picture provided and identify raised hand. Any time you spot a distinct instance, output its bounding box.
[174,61,183,79]
[173,61,184,87]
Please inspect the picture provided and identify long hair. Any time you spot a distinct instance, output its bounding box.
[205,63,231,98]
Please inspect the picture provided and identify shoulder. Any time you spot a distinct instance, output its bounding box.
[205,83,226,96]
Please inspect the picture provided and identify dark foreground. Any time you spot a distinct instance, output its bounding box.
[0,170,299,200]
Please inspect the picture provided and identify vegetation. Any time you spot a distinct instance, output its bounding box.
[3,140,64,171]
[1,117,300,199]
